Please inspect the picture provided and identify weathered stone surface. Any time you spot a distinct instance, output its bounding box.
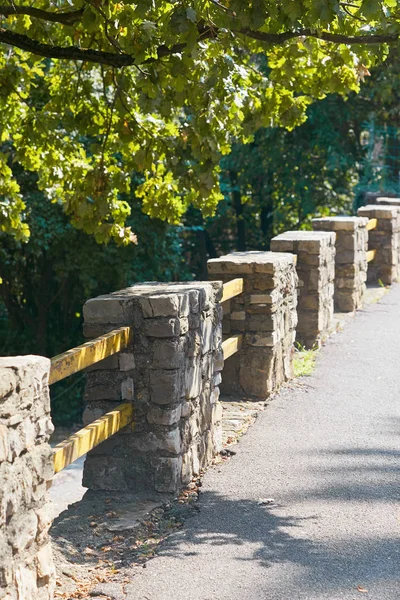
[144,317,181,338]
[313,217,368,312]
[139,294,180,318]
[208,251,298,398]
[0,356,55,600]
[271,230,335,349]
[83,281,223,495]
[147,404,182,426]
[152,339,185,369]
[150,369,181,405]
[83,296,131,324]
[119,352,136,371]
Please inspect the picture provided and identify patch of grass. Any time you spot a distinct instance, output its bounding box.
[293,344,319,377]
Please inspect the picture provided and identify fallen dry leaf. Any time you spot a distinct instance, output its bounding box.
[357,585,368,593]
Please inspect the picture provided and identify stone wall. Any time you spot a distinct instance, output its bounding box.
[207,251,298,399]
[358,205,400,285]
[313,217,368,312]
[270,231,335,349]
[82,282,223,494]
[0,356,55,600]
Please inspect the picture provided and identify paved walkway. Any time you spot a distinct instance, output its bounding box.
[125,285,400,600]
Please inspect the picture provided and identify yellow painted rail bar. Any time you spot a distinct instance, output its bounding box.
[53,403,134,473]
[221,278,244,303]
[366,218,378,232]
[49,326,133,385]
[367,249,377,263]
[222,333,243,360]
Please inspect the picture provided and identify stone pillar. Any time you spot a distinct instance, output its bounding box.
[312,217,369,312]
[0,356,55,600]
[207,251,298,399]
[270,231,336,349]
[357,205,400,284]
[82,282,223,494]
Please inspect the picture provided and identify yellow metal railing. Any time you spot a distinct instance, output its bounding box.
[221,334,243,360]
[50,326,133,473]
[221,278,244,303]
[53,403,134,473]
[366,218,378,263]
[49,326,132,384]
[220,279,245,361]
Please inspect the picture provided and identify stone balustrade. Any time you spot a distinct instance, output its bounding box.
[357,205,400,285]
[0,357,55,600]
[207,251,298,398]
[2,204,400,599]
[312,217,369,312]
[270,231,336,349]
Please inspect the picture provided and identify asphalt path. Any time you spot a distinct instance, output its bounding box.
[128,285,400,600]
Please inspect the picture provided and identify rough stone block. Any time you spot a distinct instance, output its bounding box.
[152,339,185,369]
[144,317,181,338]
[147,404,182,426]
[150,369,181,405]
[83,297,129,324]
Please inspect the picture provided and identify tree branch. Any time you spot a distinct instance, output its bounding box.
[238,27,398,45]
[0,25,398,69]
[0,5,84,25]
[0,27,135,65]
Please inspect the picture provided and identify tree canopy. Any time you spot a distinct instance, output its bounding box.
[1,0,399,242]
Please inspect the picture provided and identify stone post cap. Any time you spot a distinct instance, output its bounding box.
[376,197,400,206]
[312,216,369,230]
[357,204,400,219]
[0,355,51,409]
[83,281,222,323]
[0,355,50,370]
[271,230,336,253]
[207,251,296,275]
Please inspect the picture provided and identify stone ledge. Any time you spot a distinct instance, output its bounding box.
[312,216,369,231]
[271,230,336,254]
[208,251,296,275]
[358,205,400,219]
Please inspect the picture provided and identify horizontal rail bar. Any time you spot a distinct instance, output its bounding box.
[221,278,244,303]
[49,326,133,385]
[222,333,243,360]
[367,249,377,262]
[53,403,134,473]
[366,218,378,232]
